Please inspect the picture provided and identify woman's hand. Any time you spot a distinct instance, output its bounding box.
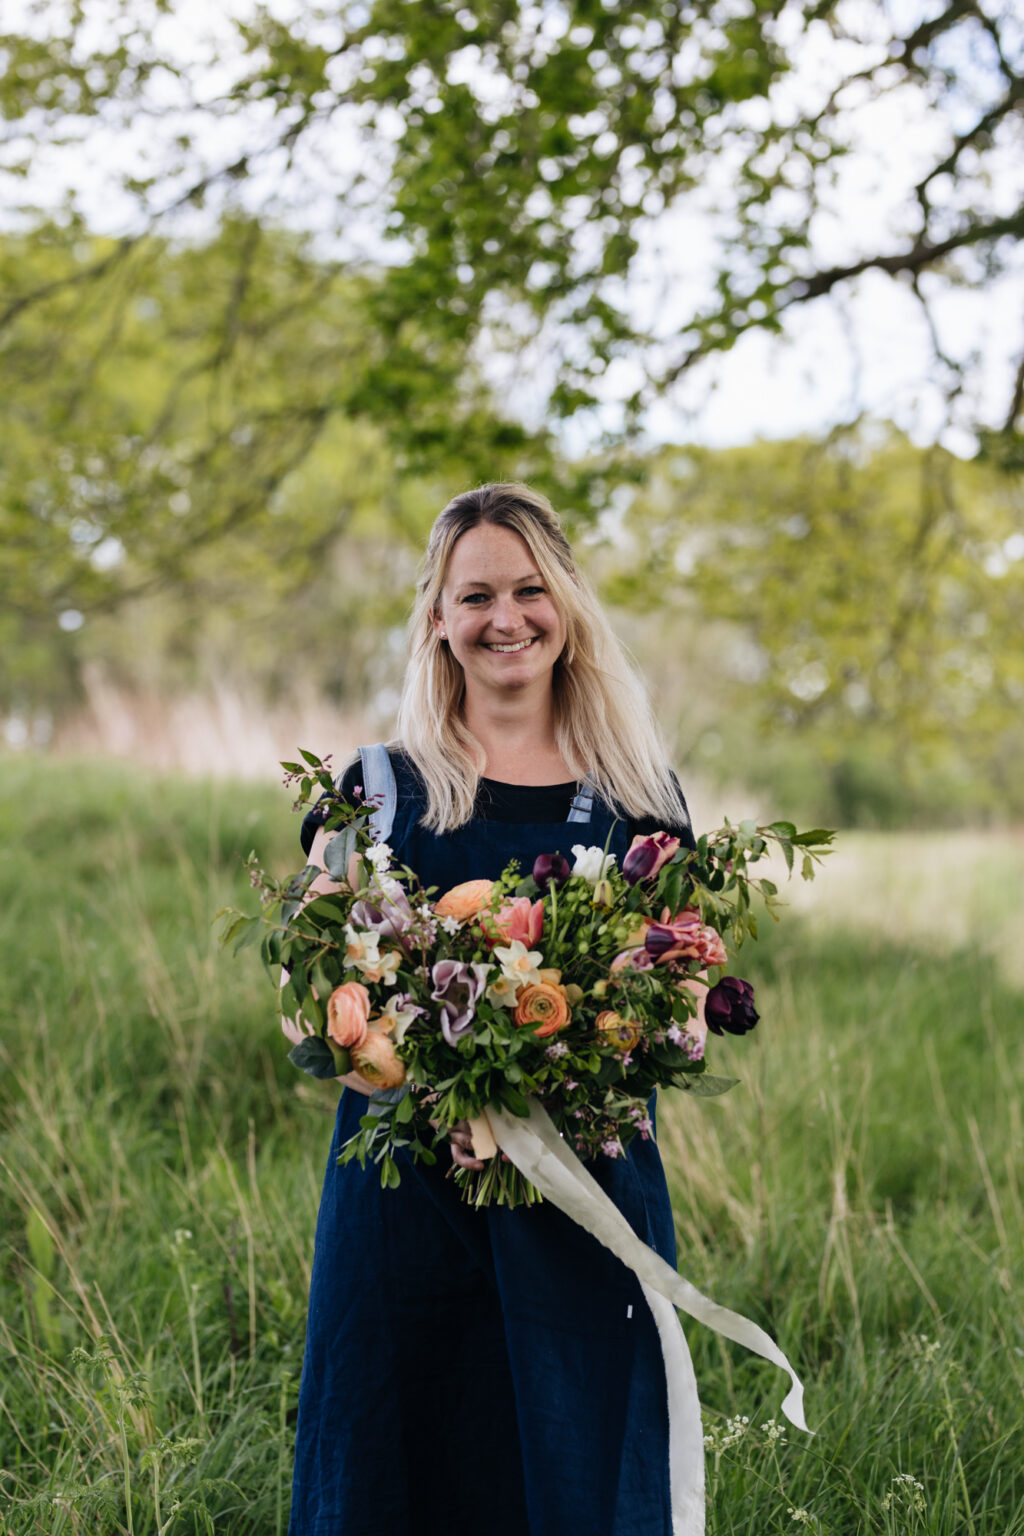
[447,1119,486,1171]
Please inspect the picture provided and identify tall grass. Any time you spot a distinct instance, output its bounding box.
[1,758,1021,1534]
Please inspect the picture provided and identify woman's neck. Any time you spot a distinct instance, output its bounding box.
[462,691,571,786]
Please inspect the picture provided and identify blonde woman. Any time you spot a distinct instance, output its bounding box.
[288,485,699,1536]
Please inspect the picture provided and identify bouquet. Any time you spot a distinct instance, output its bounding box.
[222,750,833,1207]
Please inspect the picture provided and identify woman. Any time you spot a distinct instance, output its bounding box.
[288,484,700,1536]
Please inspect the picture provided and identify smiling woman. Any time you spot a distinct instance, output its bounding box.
[288,482,699,1536]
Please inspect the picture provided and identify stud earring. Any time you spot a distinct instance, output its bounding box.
[439,629,447,640]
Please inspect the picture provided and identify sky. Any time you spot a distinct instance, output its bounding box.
[2,0,1022,456]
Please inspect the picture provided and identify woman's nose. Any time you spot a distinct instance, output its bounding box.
[492,594,522,631]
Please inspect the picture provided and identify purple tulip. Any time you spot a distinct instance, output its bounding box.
[704,977,759,1036]
[533,852,571,892]
[430,960,491,1046]
[350,893,415,945]
[622,831,681,886]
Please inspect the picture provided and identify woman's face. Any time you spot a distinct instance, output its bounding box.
[433,522,566,701]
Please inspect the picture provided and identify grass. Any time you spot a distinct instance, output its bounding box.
[0,757,1021,1534]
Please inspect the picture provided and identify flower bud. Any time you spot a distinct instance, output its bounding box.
[533,852,571,892]
[704,977,759,1036]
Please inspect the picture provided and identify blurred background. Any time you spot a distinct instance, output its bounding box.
[2,0,1022,832]
[2,3,1023,1532]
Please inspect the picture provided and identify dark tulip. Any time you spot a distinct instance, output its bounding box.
[704,977,759,1036]
[533,852,571,892]
[622,831,680,886]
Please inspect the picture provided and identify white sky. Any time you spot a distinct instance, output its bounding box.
[2,0,1021,456]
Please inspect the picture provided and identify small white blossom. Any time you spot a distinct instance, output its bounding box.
[439,914,463,936]
[365,842,393,869]
[494,939,543,988]
[571,844,616,884]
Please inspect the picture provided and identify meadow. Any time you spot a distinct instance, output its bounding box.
[1,758,1021,1535]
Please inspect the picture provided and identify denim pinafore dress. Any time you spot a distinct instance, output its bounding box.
[289,750,676,1536]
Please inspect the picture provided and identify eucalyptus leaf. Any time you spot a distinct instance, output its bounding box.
[323,825,357,879]
[684,1074,740,1097]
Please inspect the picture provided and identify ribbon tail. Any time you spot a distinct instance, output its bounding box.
[642,1283,705,1534]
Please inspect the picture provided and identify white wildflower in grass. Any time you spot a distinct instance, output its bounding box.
[788,1510,821,1528]
[703,1414,750,1453]
[494,939,543,988]
[903,1332,942,1366]
[570,844,616,883]
[882,1473,926,1516]
[761,1418,788,1444]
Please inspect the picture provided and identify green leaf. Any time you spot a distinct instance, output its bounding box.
[684,1074,739,1097]
[323,824,357,879]
[767,820,797,838]
[287,1035,338,1079]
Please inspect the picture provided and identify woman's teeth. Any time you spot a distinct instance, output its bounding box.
[486,638,534,653]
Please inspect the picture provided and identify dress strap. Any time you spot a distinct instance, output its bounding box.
[357,744,399,844]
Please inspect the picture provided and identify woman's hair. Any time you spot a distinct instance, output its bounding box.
[396,481,689,833]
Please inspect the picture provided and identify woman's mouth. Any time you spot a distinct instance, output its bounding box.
[484,637,536,654]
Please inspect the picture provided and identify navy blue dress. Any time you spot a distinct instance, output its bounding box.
[289,754,689,1536]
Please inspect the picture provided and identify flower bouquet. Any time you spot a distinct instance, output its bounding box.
[222,751,832,1207]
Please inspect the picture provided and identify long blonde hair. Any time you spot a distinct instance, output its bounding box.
[396,482,689,833]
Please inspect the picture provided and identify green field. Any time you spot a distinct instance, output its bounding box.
[1,760,1021,1535]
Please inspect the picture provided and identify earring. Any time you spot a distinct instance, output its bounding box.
[439,629,447,640]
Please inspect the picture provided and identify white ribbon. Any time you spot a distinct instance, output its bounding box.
[471,1099,810,1536]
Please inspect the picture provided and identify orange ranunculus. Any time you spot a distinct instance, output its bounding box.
[326,981,371,1049]
[491,896,544,948]
[595,1008,642,1054]
[513,981,572,1038]
[351,1029,407,1089]
[434,879,495,922]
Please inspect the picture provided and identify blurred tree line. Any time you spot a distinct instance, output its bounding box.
[1,0,1022,824]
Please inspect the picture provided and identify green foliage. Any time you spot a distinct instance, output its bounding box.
[1,761,1022,1530]
[613,425,1024,821]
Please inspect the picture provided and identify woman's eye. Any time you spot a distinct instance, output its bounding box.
[519,586,544,597]
[462,593,488,604]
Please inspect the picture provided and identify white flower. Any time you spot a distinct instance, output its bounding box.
[486,973,521,1009]
[439,914,463,936]
[365,842,393,870]
[380,993,423,1044]
[571,844,616,884]
[493,940,543,987]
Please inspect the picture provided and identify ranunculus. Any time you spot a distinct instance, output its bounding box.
[704,977,759,1036]
[351,1029,407,1088]
[491,896,544,948]
[430,959,491,1045]
[622,831,680,885]
[513,980,571,1037]
[644,907,726,967]
[326,982,371,1049]
[595,1009,642,1053]
[434,879,495,922]
[532,852,571,892]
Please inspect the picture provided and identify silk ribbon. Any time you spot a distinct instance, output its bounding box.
[467,1100,810,1536]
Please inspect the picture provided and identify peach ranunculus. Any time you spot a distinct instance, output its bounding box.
[434,879,496,923]
[351,1029,407,1089]
[595,1009,642,1054]
[513,980,572,1038]
[326,982,371,1049]
[490,896,544,948]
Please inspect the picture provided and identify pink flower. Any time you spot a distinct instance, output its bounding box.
[490,897,544,949]
[645,907,727,967]
[622,832,680,885]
